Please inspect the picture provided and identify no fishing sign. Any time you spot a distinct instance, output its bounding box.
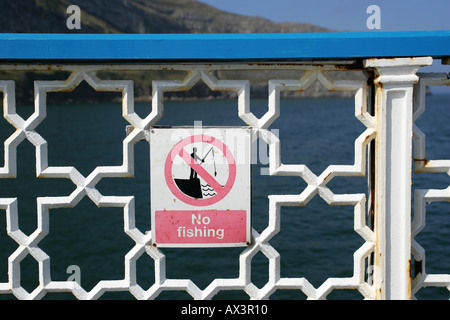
[150,126,252,248]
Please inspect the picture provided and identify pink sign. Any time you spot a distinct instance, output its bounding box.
[150,128,251,248]
[155,210,248,245]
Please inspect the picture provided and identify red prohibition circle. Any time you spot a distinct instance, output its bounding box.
[164,134,236,206]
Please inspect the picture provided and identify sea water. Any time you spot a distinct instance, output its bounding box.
[0,96,448,300]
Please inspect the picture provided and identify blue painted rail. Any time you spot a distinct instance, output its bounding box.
[0,31,449,61]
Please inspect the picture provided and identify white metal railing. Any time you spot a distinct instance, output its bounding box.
[412,72,450,298]
[0,38,448,300]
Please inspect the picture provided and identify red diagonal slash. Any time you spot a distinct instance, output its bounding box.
[165,134,237,206]
[178,148,224,197]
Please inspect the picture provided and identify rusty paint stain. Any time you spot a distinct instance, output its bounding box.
[414,158,429,165]
[414,158,431,173]
[408,258,412,278]
[408,258,412,299]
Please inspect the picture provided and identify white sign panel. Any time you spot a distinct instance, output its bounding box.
[150,126,251,247]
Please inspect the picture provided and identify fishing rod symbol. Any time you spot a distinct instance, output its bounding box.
[190,146,216,179]
[200,146,217,177]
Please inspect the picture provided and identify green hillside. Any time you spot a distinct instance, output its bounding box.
[0,0,330,33]
[0,0,340,103]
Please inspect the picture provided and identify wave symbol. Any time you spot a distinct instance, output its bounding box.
[201,183,217,197]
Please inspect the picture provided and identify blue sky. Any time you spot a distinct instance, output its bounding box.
[198,0,450,32]
[198,0,450,81]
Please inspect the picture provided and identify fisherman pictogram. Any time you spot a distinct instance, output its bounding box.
[175,146,219,199]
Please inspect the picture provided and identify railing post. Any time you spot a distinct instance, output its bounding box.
[364,57,432,300]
